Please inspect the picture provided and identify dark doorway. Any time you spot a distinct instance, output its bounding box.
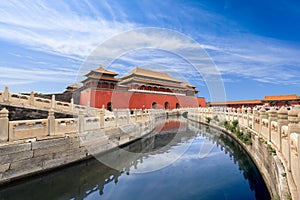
[107,102,112,111]
[164,102,170,109]
[176,103,180,109]
[152,102,157,109]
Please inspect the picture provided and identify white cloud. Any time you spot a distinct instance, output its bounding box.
[0,1,135,58]
[0,0,299,92]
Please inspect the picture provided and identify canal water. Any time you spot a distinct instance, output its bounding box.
[0,118,270,200]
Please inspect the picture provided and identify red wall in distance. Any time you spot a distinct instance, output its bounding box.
[197,97,206,107]
[80,89,207,109]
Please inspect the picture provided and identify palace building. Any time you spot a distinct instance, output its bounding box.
[209,94,300,108]
[79,65,206,110]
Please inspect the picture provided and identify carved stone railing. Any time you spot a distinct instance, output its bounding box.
[0,107,166,144]
[0,86,102,116]
[186,106,300,200]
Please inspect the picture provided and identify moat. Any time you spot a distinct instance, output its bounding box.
[0,118,270,200]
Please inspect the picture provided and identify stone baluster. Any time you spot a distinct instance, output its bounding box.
[278,107,288,153]
[297,111,300,195]
[51,95,56,109]
[126,109,130,124]
[268,108,277,142]
[87,101,90,115]
[232,108,236,121]
[253,108,259,132]
[228,107,232,121]
[242,107,247,125]
[99,107,105,129]
[288,107,300,171]
[48,108,55,136]
[3,86,9,102]
[0,108,9,142]
[114,109,118,127]
[259,107,266,135]
[134,109,137,122]
[70,98,74,112]
[237,108,240,122]
[247,107,251,128]
[30,91,34,106]
[78,111,84,133]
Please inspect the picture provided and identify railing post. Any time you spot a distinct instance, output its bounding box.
[268,108,277,142]
[278,107,288,153]
[29,91,34,106]
[51,95,56,109]
[237,108,240,122]
[3,86,9,102]
[134,109,137,122]
[253,108,259,132]
[232,108,236,121]
[78,111,84,133]
[297,111,300,197]
[259,107,266,134]
[70,98,74,113]
[48,108,55,136]
[0,108,9,142]
[99,108,104,129]
[126,109,130,124]
[247,107,251,128]
[288,107,300,172]
[114,109,118,127]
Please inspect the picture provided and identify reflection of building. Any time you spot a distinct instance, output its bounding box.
[209,94,300,108]
[79,65,206,110]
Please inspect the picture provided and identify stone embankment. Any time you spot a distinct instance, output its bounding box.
[187,106,300,200]
[0,98,178,184]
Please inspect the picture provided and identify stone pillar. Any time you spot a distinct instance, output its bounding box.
[288,107,300,171]
[241,107,245,125]
[228,107,232,121]
[0,108,9,142]
[114,109,118,127]
[247,107,251,128]
[297,112,300,196]
[3,86,9,102]
[126,109,130,124]
[268,108,277,142]
[78,111,84,133]
[259,107,266,134]
[253,108,259,132]
[30,91,34,106]
[278,107,288,153]
[134,109,137,122]
[51,95,56,109]
[48,108,55,136]
[232,108,236,121]
[86,101,90,115]
[70,98,74,112]
[99,108,104,129]
[237,108,240,122]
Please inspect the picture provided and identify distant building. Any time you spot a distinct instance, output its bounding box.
[209,100,263,108]
[263,94,299,107]
[209,94,300,108]
[78,65,206,110]
[64,83,81,93]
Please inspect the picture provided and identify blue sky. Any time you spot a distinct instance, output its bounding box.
[0,0,300,101]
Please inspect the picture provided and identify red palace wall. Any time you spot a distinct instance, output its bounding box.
[80,90,206,109]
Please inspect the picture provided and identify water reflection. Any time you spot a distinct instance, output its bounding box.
[0,117,270,200]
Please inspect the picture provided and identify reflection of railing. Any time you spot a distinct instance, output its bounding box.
[186,106,300,200]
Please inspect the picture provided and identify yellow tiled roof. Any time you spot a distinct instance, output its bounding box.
[121,67,182,83]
